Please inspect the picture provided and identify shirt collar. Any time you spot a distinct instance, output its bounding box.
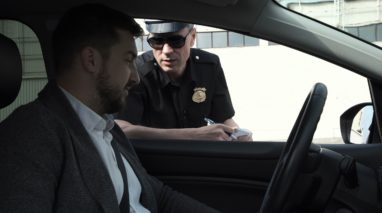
[154,59,194,89]
[188,54,199,83]
[59,87,115,133]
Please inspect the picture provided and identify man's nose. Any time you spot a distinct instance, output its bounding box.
[161,43,174,53]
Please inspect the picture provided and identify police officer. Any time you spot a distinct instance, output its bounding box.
[116,20,252,141]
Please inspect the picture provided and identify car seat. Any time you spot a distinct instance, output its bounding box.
[0,33,22,108]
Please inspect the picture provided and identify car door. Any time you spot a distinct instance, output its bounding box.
[132,139,282,212]
[130,37,381,213]
[129,1,382,211]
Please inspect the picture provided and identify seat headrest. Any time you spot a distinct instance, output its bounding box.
[0,33,22,108]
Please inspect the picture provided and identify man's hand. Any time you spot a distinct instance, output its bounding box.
[114,119,133,131]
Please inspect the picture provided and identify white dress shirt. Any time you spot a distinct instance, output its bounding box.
[61,88,150,213]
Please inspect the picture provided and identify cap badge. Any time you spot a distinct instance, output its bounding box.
[192,87,207,103]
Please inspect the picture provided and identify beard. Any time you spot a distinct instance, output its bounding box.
[96,68,126,114]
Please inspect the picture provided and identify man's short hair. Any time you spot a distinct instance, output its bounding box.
[53,3,143,75]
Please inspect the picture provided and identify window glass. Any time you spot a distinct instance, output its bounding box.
[136,35,152,53]
[0,20,47,121]
[359,25,376,42]
[135,37,143,52]
[345,27,359,37]
[196,32,212,49]
[212,31,227,48]
[276,0,382,46]
[203,35,369,143]
[228,32,244,47]
[142,35,151,52]
[130,20,370,144]
[133,19,260,50]
[377,24,382,41]
[244,35,259,46]
[268,41,279,46]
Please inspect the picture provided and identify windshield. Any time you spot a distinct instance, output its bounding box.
[276,0,382,47]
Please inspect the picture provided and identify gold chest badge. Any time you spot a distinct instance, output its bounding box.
[192,87,207,103]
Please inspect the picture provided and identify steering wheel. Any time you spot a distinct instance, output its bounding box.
[259,83,327,213]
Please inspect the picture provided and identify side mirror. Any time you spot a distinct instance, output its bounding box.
[340,103,374,144]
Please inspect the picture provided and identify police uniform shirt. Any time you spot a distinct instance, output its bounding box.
[119,48,235,128]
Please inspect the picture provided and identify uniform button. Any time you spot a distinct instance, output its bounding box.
[195,56,199,60]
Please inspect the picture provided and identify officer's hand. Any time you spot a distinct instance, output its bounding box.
[236,133,253,141]
[196,124,234,141]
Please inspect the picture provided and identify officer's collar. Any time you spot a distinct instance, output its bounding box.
[155,59,195,88]
[188,53,198,83]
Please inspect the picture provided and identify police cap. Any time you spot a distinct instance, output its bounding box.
[145,19,194,33]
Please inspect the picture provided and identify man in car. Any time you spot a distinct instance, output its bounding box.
[115,20,252,141]
[0,4,219,213]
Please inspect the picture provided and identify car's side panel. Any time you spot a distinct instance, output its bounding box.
[132,139,382,212]
[323,143,382,170]
[132,139,283,212]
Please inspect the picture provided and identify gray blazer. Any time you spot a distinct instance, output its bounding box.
[0,82,219,213]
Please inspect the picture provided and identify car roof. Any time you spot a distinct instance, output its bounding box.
[0,0,262,32]
[1,0,382,82]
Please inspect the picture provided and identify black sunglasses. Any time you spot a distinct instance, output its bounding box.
[147,29,192,50]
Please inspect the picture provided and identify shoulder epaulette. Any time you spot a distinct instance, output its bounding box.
[190,48,219,64]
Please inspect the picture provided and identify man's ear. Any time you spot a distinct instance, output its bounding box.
[190,28,197,47]
[80,47,102,73]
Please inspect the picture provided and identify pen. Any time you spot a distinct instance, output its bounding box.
[204,117,215,125]
[204,117,233,137]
